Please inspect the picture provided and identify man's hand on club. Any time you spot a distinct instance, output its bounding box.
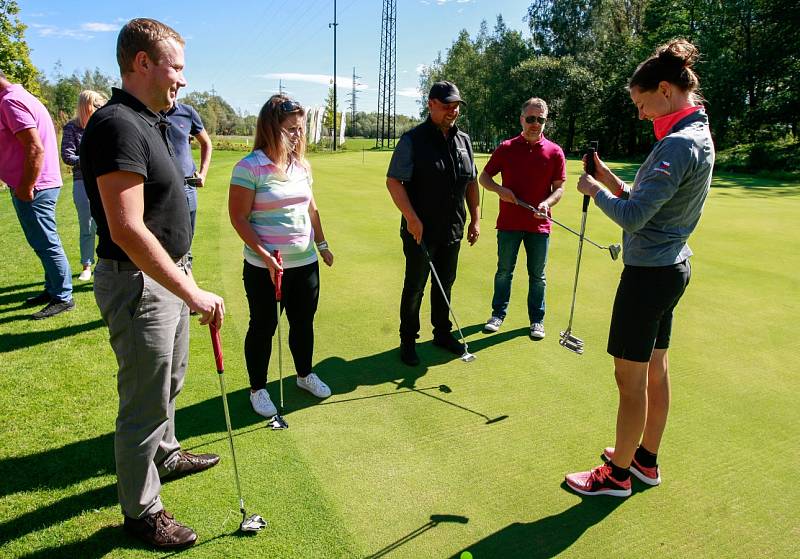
[497,186,517,204]
[536,201,550,216]
[189,289,225,329]
[407,215,423,244]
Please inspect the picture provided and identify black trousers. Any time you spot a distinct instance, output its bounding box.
[243,260,319,389]
[399,233,461,341]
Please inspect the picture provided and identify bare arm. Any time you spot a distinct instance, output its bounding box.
[194,129,213,186]
[309,196,333,266]
[98,170,224,327]
[13,128,44,201]
[228,183,281,280]
[479,170,516,204]
[539,179,565,213]
[386,176,423,243]
[465,179,480,245]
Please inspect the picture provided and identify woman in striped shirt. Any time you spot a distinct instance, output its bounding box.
[229,95,334,419]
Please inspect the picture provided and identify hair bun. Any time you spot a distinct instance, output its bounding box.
[658,39,699,69]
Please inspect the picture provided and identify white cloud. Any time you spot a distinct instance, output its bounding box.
[31,24,92,40]
[398,87,421,98]
[81,22,118,32]
[258,72,368,90]
[415,64,428,75]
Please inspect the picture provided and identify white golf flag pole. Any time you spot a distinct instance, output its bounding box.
[339,111,346,145]
[315,107,324,144]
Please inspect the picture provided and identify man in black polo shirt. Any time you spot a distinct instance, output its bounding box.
[386,81,480,366]
[80,18,225,549]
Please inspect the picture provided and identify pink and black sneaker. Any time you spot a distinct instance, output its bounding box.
[565,463,632,497]
[602,447,662,486]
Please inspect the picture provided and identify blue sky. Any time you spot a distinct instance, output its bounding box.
[18,0,532,117]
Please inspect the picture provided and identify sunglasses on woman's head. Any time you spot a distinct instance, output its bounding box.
[278,100,302,113]
[525,115,547,125]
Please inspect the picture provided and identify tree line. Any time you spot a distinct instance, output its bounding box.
[419,0,799,156]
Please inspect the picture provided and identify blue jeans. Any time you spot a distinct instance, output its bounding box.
[11,187,73,301]
[72,179,97,266]
[491,230,549,323]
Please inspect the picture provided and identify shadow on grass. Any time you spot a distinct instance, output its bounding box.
[365,513,470,558]
[0,324,521,548]
[17,524,152,559]
[0,281,94,309]
[0,318,105,353]
[450,487,625,559]
[711,174,800,197]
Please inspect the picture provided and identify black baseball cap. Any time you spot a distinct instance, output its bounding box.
[428,81,465,104]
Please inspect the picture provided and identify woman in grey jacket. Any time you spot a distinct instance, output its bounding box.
[566,39,714,497]
[61,90,106,281]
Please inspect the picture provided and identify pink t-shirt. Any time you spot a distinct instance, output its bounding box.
[483,134,566,234]
[0,84,62,191]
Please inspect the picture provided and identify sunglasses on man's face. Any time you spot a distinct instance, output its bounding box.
[524,115,547,125]
[278,100,302,113]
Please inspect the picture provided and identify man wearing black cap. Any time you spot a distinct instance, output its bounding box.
[386,80,480,366]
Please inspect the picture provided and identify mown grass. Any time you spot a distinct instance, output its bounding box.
[1,148,798,558]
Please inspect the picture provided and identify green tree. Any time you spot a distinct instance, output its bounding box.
[0,0,39,92]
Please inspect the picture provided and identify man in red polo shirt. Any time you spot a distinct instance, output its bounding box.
[479,97,566,339]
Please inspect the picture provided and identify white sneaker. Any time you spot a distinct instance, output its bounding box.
[296,373,331,398]
[250,388,277,417]
[78,268,92,281]
[530,322,546,340]
[484,316,503,332]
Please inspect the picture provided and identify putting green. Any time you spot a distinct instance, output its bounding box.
[0,147,797,558]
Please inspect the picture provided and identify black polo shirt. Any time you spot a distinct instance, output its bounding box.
[80,87,191,261]
[387,117,477,244]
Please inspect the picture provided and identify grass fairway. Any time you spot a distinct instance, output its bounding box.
[1,148,798,558]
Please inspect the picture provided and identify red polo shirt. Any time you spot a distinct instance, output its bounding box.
[483,134,566,233]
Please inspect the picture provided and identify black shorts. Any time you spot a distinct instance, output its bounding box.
[607,260,691,362]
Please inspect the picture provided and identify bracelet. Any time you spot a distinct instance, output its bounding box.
[316,240,329,251]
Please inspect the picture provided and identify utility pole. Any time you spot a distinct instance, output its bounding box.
[279,79,284,95]
[376,0,397,148]
[348,67,361,137]
[329,0,339,151]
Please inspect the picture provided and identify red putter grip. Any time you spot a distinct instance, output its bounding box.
[273,249,283,301]
[210,324,224,373]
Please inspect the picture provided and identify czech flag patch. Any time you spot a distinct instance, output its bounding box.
[654,160,671,176]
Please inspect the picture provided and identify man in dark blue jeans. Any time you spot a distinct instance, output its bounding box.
[479,97,566,340]
[386,81,480,366]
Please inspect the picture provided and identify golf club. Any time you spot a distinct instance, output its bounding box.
[209,324,267,533]
[559,141,599,355]
[270,249,289,430]
[514,199,620,261]
[419,241,476,362]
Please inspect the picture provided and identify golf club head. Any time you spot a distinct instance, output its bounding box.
[608,244,621,261]
[460,351,476,363]
[438,384,452,394]
[240,513,267,532]
[268,414,289,430]
[559,331,585,355]
[485,415,509,425]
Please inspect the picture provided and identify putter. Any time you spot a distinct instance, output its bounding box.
[419,241,476,362]
[209,325,267,533]
[559,141,599,355]
[270,250,289,430]
[514,199,620,261]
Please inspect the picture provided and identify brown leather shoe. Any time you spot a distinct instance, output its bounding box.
[123,509,197,549]
[162,451,220,480]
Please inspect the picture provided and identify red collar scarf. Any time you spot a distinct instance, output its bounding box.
[653,105,703,140]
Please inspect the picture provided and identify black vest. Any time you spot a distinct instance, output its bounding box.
[402,118,476,244]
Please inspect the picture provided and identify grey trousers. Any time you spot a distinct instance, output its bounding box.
[94,257,189,518]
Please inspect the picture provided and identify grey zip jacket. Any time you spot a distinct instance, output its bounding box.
[594,109,714,266]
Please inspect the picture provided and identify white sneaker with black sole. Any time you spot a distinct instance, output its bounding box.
[250,388,277,418]
[297,372,331,398]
